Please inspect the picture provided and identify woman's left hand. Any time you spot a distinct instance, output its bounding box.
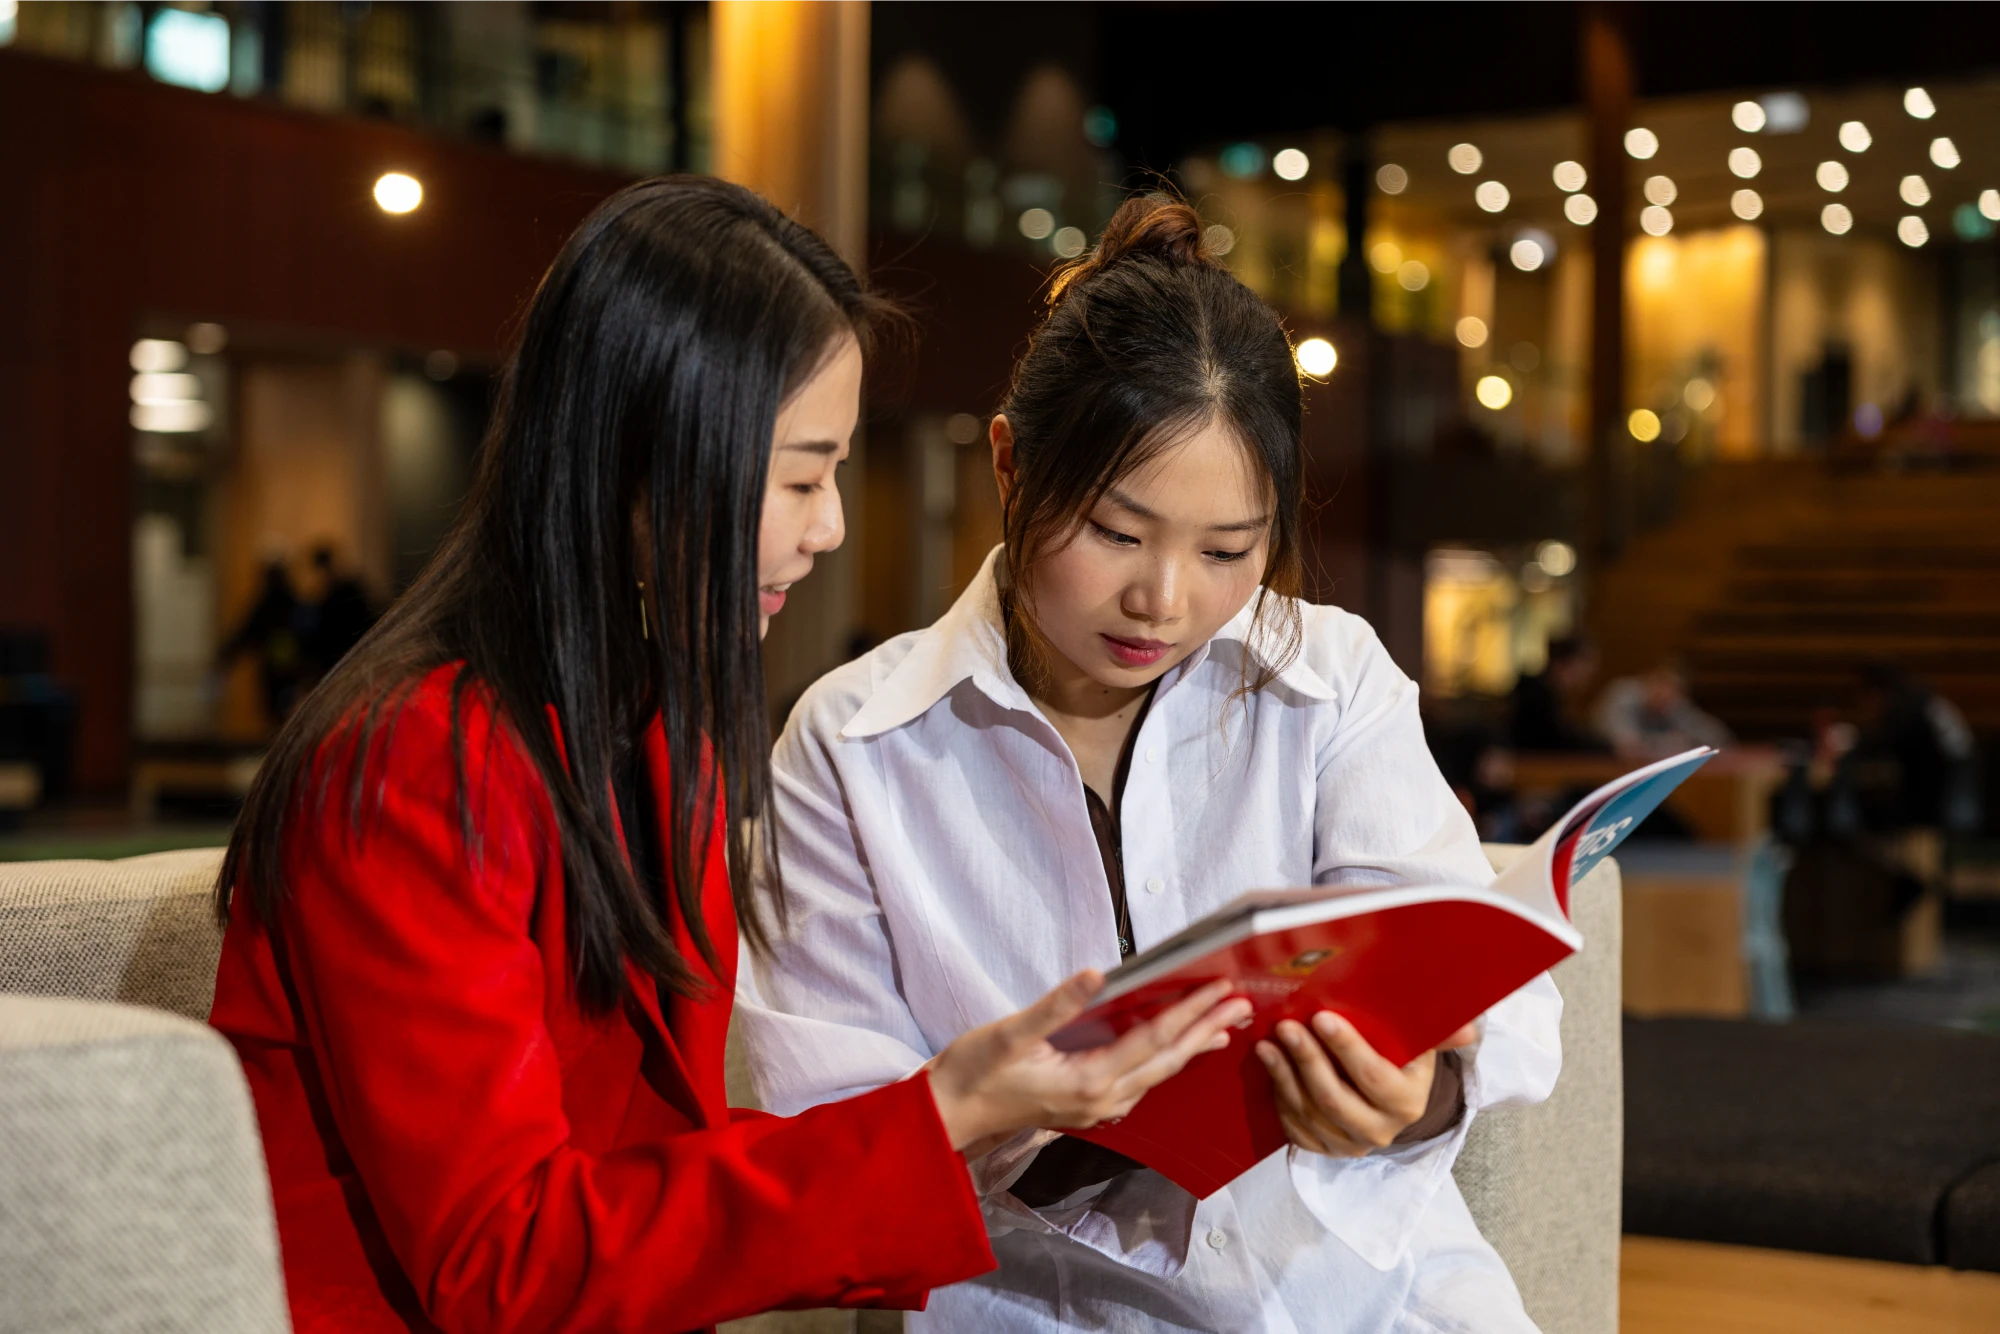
[1254,1013,1479,1158]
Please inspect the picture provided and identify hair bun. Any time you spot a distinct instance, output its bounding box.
[1048,194,1214,303]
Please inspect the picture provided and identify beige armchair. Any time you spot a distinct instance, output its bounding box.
[0,845,1620,1334]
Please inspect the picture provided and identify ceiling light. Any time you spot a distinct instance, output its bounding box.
[1295,337,1338,377]
[373,172,423,214]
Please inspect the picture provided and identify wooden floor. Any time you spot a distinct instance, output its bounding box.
[1622,1236,2000,1334]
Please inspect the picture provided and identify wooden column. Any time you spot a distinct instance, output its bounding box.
[710,0,871,713]
[1583,4,1633,565]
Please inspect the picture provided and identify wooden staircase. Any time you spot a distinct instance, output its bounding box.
[1588,460,2000,740]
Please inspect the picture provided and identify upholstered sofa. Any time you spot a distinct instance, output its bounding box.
[0,845,1623,1334]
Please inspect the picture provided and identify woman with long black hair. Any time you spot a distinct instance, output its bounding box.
[208,177,1248,1334]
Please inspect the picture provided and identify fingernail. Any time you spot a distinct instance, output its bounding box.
[1314,1013,1343,1036]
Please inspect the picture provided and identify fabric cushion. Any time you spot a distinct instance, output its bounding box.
[1455,848,1623,1334]
[1944,1161,2000,1273]
[1624,1016,2000,1265]
[0,991,290,1332]
[0,848,226,1019]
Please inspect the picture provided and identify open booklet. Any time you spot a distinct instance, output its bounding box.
[1045,746,1716,1199]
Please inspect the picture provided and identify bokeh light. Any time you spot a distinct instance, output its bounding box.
[1625,127,1659,159]
[1510,238,1546,272]
[1475,180,1510,212]
[1640,205,1673,236]
[1536,540,1577,577]
[1369,240,1403,273]
[1728,147,1762,178]
[1815,160,1849,192]
[1017,207,1054,240]
[1731,101,1766,132]
[1683,378,1717,412]
[1905,87,1936,119]
[1202,224,1236,256]
[1552,160,1587,192]
[1376,163,1409,195]
[1839,121,1872,152]
[1731,189,1764,221]
[1052,226,1087,258]
[1475,375,1513,410]
[129,338,188,373]
[1982,190,2000,222]
[1821,203,1853,235]
[1456,316,1489,348]
[1898,215,1930,248]
[1900,175,1931,206]
[1628,409,1662,442]
[1644,175,1678,206]
[1398,260,1431,291]
[1448,143,1483,174]
[1295,337,1338,377]
[1931,137,1961,170]
[1272,148,1310,181]
[373,172,423,214]
[1564,193,1598,226]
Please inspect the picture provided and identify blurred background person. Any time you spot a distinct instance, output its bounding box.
[1594,659,1732,761]
[1508,634,1607,753]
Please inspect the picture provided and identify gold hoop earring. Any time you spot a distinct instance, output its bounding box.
[637,580,649,641]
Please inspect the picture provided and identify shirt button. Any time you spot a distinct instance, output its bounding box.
[1145,747,1161,764]
[1207,1228,1228,1250]
[1145,876,1165,894]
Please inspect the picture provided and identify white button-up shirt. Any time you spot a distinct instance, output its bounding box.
[736,550,1562,1333]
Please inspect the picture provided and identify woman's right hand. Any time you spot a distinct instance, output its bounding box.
[924,973,1251,1154]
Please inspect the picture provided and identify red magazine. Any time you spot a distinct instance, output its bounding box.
[1046,747,1715,1198]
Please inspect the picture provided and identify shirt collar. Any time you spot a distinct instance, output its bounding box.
[838,546,1335,741]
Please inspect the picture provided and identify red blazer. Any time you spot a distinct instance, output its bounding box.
[209,666,995,1334]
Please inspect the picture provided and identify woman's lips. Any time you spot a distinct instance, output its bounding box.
[1101,633,1171,668]
[759,587,788,616]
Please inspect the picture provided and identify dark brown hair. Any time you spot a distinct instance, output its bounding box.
[997,192,1306,692]
[219,177,887,1011]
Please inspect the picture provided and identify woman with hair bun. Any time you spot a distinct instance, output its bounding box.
[737,194,1563,1332]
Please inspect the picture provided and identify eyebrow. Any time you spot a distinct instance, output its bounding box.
[779,439,846,456]
[1103,486,1270,534]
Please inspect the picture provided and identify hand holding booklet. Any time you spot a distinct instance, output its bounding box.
[1047,746,1716,1198]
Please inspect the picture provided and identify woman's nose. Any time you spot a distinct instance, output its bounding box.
[804,485,846,555]
[1123,556,1184,624]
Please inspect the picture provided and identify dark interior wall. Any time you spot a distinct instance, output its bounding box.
[0,50,633,792]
